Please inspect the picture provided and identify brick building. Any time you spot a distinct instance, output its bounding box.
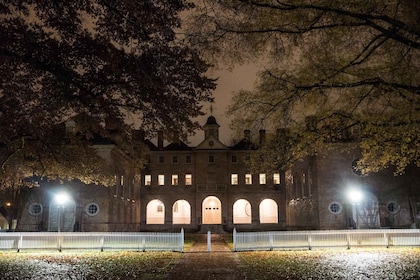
[15,115,420,232]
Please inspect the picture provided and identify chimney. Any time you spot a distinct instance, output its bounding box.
[244,130,251,140]
[259,129,266,145]
[158,131,164,148]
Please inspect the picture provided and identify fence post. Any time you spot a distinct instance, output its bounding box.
[346,232,351,249]
[308,233,312,250]
[100,236,104,252]
[269,232,273,251]
[17,235,23,253]
[207,231,211,252]
[180,228,184,252]
[57,234,62,252]
[233,228,237,252]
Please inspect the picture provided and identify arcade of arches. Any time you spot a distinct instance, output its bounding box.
[145,196,279,225]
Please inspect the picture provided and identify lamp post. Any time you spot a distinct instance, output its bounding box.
[54,193,69,233]
[5,202,11,230]
[347,189,363,229]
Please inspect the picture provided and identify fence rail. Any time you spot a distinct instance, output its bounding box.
[233,228,420,251]
[0,229,184,252]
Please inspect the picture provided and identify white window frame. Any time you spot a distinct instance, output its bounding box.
[245,174,252,185]
[145,175,151,186]
[231,174,238,185]
[185,174,192,185]
[158,175,165,186]
[172,174,179,185]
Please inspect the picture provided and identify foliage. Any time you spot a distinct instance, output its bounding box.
[0,1,215,188]
[186,0,420,174]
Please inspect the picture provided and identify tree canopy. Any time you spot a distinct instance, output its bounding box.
[0,0,215,189]
[186,0,420,174]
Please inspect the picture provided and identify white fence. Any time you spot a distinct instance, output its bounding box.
[0,229,184,252]
[233,228,420,251]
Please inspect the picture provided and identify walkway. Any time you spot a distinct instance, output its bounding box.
[168,234,248,279]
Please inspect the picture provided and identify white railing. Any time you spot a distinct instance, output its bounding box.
[233,228,420,251]
[0,229,184,252]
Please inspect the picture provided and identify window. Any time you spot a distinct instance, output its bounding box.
[186,155,192,164]
[259,174,266,185]
[231,174,238,185]
[185,174,192,185]
[328,202,342,215]
[158,175,165,186]
[208,154,214,163]
[172,174,178,185]
[386,201,400,214]
[273,173,280,185]
[172,156,178,164]
[29,203,43,216]
[245,174,252,185]
[231,155,237,163]
[145,175,151,186]
[158,155,165,164]
[85,203,99,216]
[157,204,164,212]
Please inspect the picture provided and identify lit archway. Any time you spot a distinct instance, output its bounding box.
[202,196,222,224]
[259,199,278,224]
[173,200,191,224]
[146,199,165,224]
[48,193,76,232]
[233,199,251,224]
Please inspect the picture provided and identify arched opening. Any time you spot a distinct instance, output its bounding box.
[233,199,252,224]
[146,199,165,224]
[202,196,221,224]
[173,200,191,224]
[259,199,278,224]
[48,194,76,232]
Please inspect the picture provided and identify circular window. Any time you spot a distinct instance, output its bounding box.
[328,202,343,215]
[386,201,400,214]
[29,203,43,216]
[85,203,99,216]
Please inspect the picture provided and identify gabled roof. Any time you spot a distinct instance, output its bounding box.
[232,138,257,150]
[164,141,192,151]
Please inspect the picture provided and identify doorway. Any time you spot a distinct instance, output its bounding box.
[202,196,222,224]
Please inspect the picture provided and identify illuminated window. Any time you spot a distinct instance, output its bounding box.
[158,175,165,186]
[328,202,342,215]
[145,175,151,186]
[259,174,266,185]
[158,155,164,164]
[157,204,163,212]
[245,174,252,185]
[231,174,238,185]
[172,174,178,185]
[273,173,280,185]
[185,174,192,185]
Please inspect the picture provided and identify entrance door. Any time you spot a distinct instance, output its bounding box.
[202,196,221,224]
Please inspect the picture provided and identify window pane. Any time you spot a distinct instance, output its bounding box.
[172,156,178,164]
[158,155,164,164]
[186,155,192,164]
[145,175,151,186]
[259,174,266,185]
[158,175,165,186]
[185,174,192,185]
[273,173,280,185]
[172,174,178,185]
[245,174,252,185]
[231,174,238,185]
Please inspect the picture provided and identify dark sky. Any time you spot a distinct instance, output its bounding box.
[189,64,259,146]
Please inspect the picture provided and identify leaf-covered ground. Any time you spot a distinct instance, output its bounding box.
[239,248,420,279]
[1,246,420,279]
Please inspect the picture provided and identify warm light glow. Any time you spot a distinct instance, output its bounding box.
[348,189,363,204]
[55,193,70,206]
[5,202,11,207]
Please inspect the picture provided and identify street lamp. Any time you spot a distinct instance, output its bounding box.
[54,193,69,233]
[347,188,364,229]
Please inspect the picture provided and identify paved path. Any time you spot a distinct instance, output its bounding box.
[167,234,248,279]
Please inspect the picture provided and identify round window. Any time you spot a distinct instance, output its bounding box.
[386,201,400,214]
[85,203,99,216]
[29,203,43,216]
[328,202,343,215]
